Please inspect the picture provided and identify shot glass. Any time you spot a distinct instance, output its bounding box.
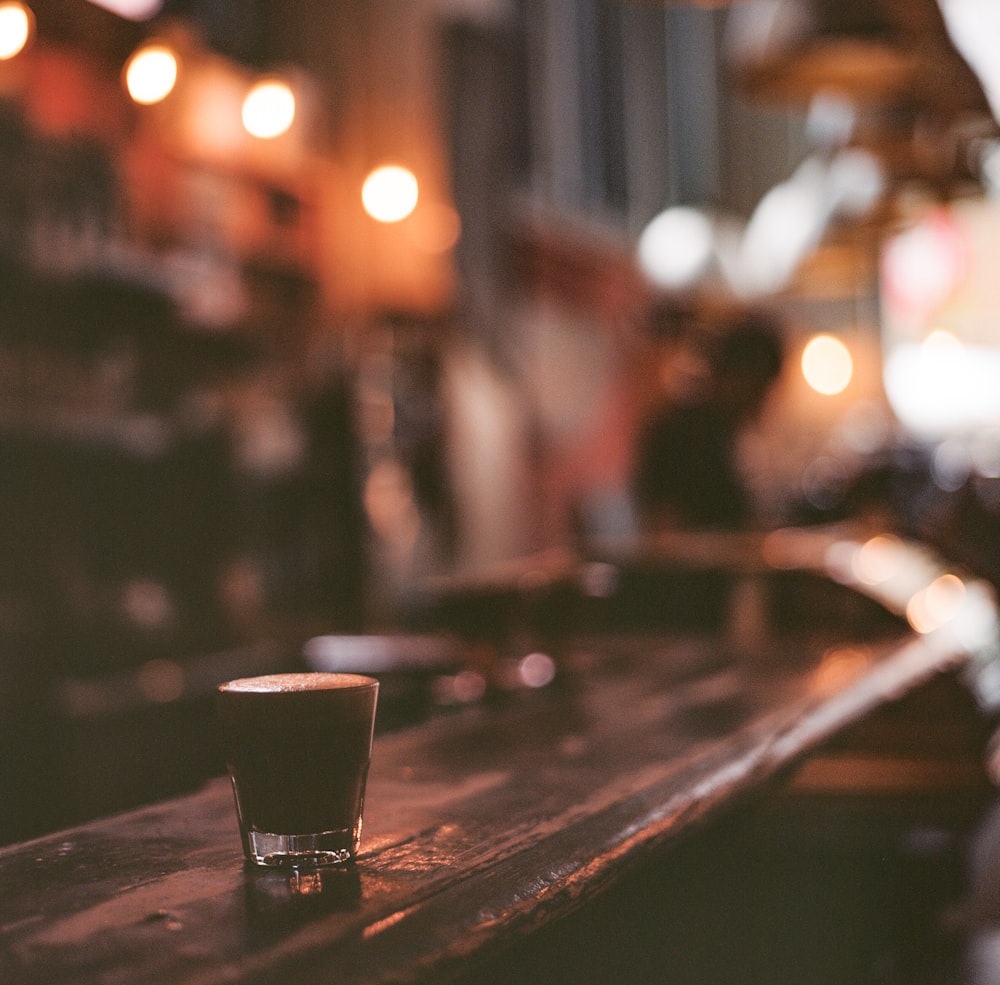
[216,672,378,867]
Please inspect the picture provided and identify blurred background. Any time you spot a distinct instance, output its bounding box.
[2,0,1000,843]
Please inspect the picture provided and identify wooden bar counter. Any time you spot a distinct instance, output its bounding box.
[2,529,998,985]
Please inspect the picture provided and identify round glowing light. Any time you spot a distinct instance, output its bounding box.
[518,652,556,689]
[451,670,487,703]
[136,658,185,704]
[853,534,905,586]
[0,2,33,60]
[801,334,853,395]
[124,44,179,105]
[906,573,967,634]
[881,211,965,314]
[924,573,966,624]
[637,206,715,290]
[362,165,419,223]
[242,79,296,139]
[906,589,937,634]
[814,646,871,694]
[921,328,964,361]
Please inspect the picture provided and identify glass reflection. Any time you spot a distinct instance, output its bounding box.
[243,864,361,945]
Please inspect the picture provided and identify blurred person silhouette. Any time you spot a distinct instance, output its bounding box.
[632,307,786,532]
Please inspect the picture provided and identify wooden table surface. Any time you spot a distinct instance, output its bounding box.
[2,530,995,985]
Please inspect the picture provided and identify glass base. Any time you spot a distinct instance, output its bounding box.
[246,829,358,867]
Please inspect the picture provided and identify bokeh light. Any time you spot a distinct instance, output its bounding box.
[907,573,967,634]
[735,168,827,296]
[407,201,461,253]
[801,334,853,395]
[362,165,419,223]
[0,2,33,60]
[136,658,185,704]
[637,206,714,290]
[86,0,163,18]
[884,327,1000,437]
[852,534,905,586]
[519,652,556,689]
[124,43,179,105]
[924,573,967,624]
[242,79,296,139]
[813,646,872,694]
[881,210,965,314]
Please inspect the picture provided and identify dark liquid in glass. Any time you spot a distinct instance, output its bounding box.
[217,673,378,838]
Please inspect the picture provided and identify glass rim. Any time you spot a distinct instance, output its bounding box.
[217,672,379,695]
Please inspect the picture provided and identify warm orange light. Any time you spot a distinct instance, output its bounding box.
[852,534,905,586]
[362,165,419,223]
[408,202,461,253]
[813,646,872,694]
[924,573,966,624]
[124,43,179,104]
[906,573,967,634]
[242,79,296,139]
[0,2,33,60]
[802,334,853,395]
